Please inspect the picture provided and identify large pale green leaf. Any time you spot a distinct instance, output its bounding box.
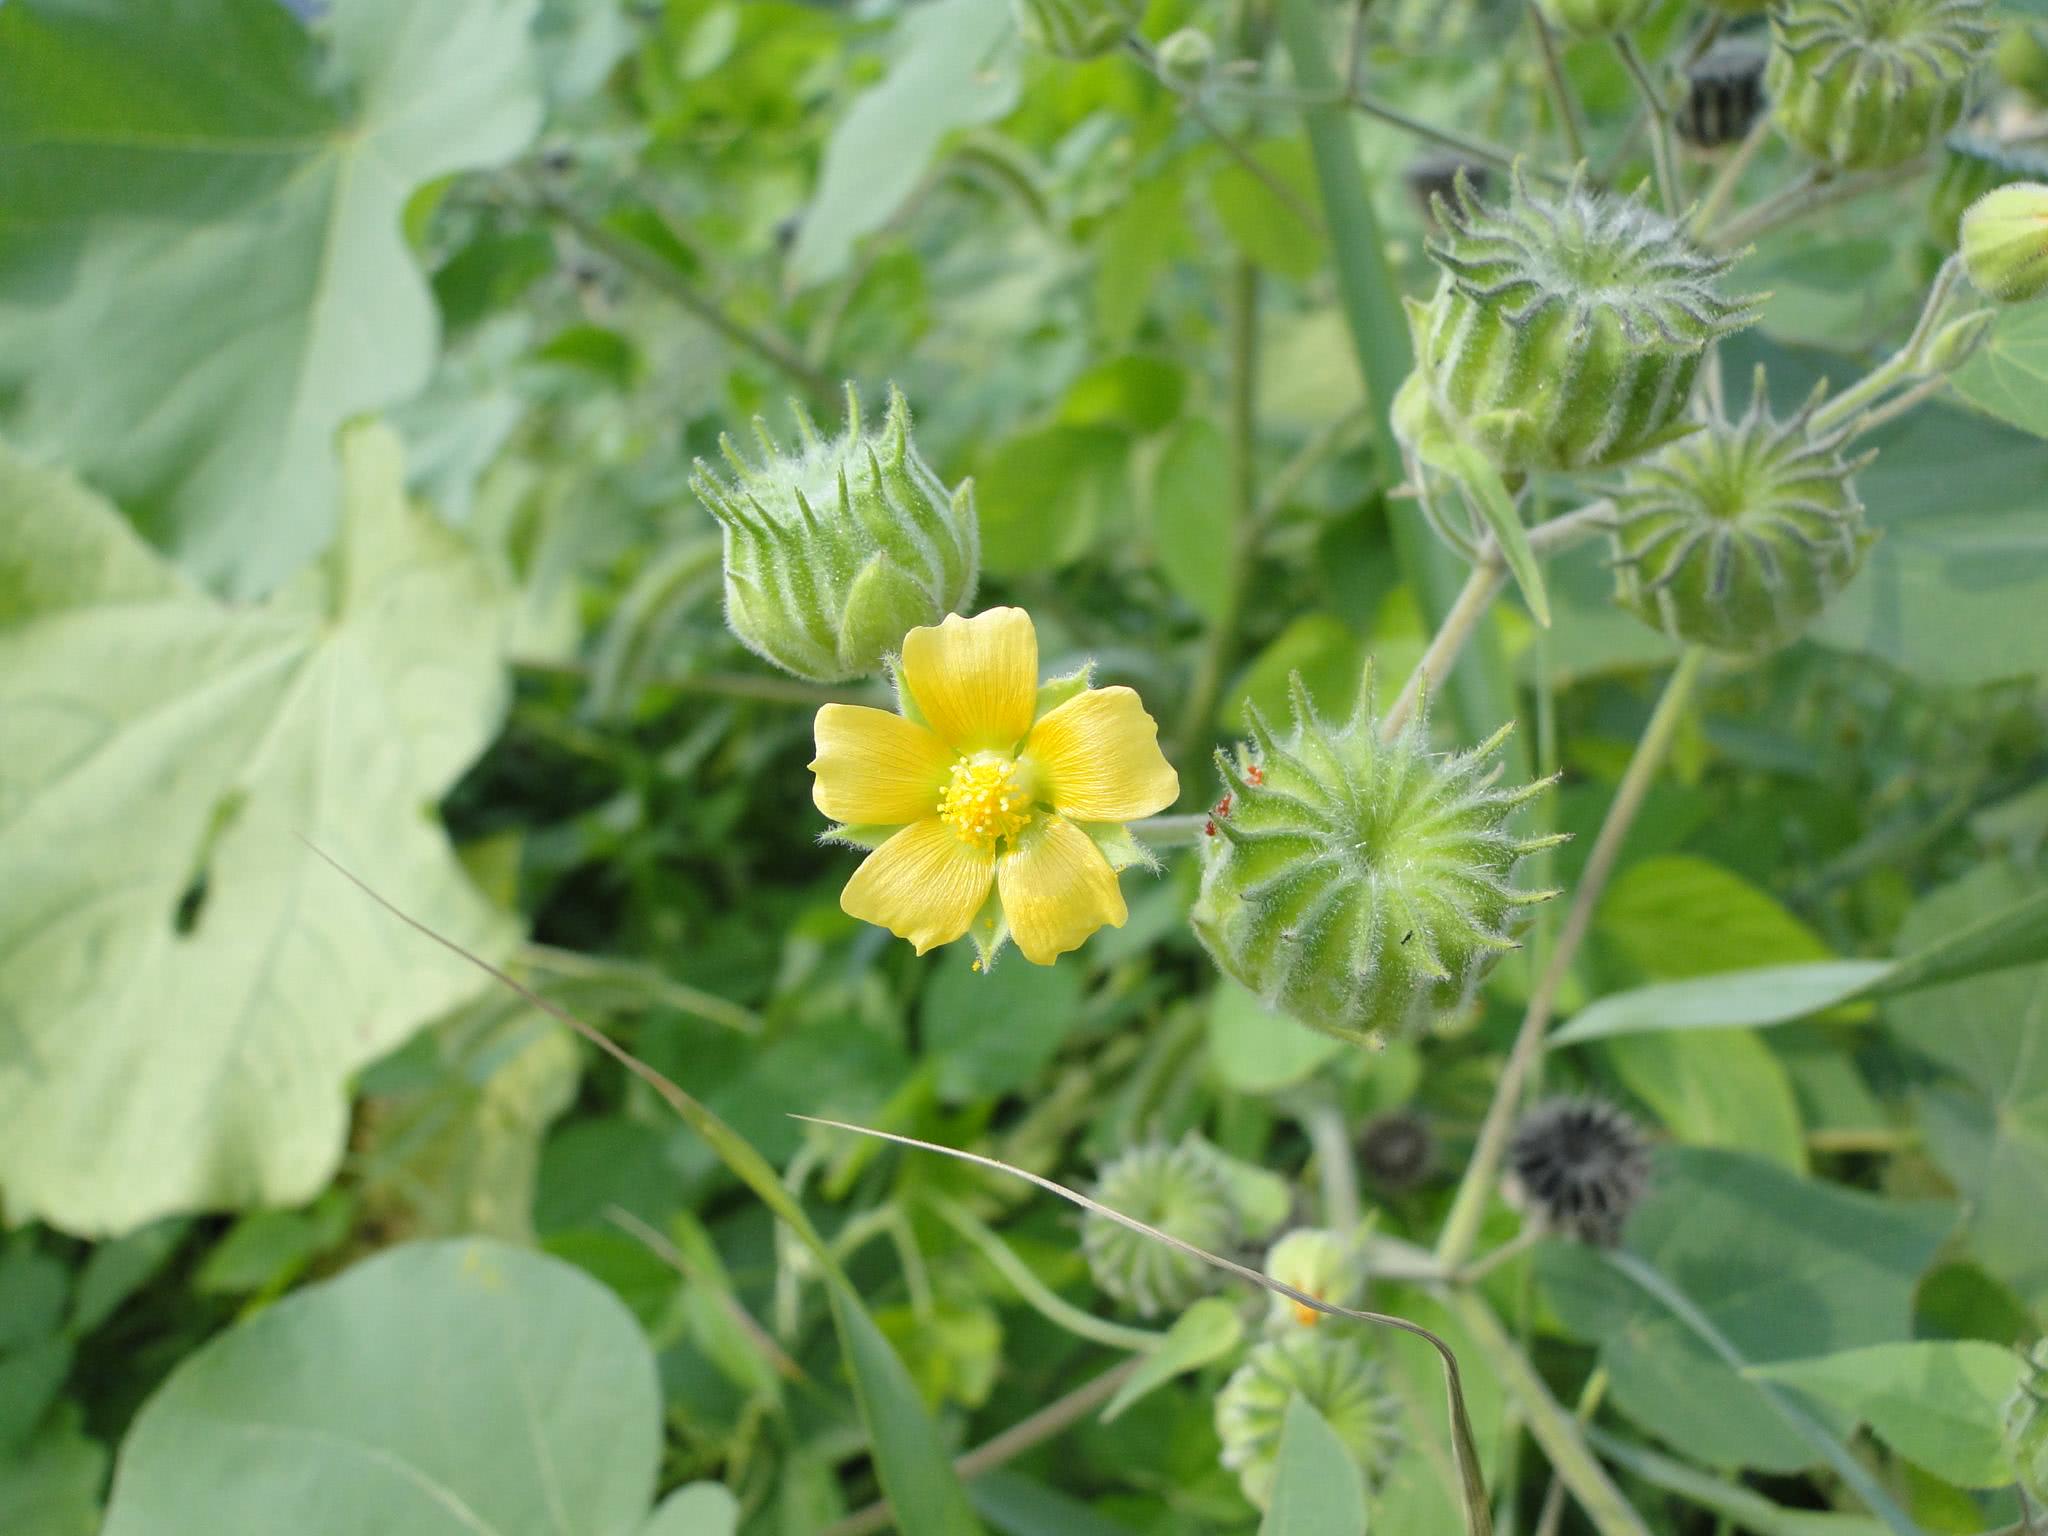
[1885,861,2048,1305]
[1261,1397,1368,1536]
[101,1240,659,1536]
[1950,303,2048,440]
[1749,1342,2023,1488]
[640,1484,738,1536]
[786,0,1017,288]
[0,0,542,595]
[1539,1148,1952,1473]
[0,428,512,1235]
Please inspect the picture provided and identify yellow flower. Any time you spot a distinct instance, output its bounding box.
[810,607,1180,965]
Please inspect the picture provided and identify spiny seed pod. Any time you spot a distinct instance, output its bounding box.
[1404,152,1492,226]
[1403,168,1759,476]
[691,386,977,683]
[1156,27,1216,89]
[1960,182,2048,303]
[1012,0,1134,58]
[1262,1228,1365,1334]
[1081,1138,1239,1317]
[1505,1097,1652,1245]
[1768,0,1994,171]
[1928,136,2048,246]
[1190,664,1561,1046]
[2008,1340,2048,1502]
[1610,369,1876,654]
[1358,1109,1436,1193]
[1677,40,1771,148]
[1216,1332,1402,1510]
[1536,0,1656,41]
[1999,20,2048,103]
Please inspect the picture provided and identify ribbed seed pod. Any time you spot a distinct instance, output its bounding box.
[1768,0,1993,171]
[1217,1332,1401,1510]
[1536,0,1655,40]
[1960,182,2048,303]
[1011,0,1135,58]
[690,386,977,683]
[1677,40,1771,148]
[1402,168,1759,476]
[1190,664,1561,1046]
[1081,1138,1239,1317]
[1611,369,1875,654]
[2008,1339,2048,1502]
[1262,1227,1365,1334]
[1928,136,2048,246]
[1505,1097,1652,1244]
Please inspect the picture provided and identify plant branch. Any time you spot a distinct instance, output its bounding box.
[1688,112,1774,238]
[1710,157,1929,249]
[930,1196,1166,1354]
[1526,1,1588,164]
[1434,647,1708,1270]
[1613,37,1680,215]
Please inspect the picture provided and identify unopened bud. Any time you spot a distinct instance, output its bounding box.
[1961,181,2048,303]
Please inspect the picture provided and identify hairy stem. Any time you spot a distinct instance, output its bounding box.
[1435,647,1707,1269]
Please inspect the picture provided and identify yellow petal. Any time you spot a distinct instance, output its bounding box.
[1026,685,1180,822]
[810,704,951,825]
[842,817,996,955]
[900,607,1038,752]
[997,815,1127,965]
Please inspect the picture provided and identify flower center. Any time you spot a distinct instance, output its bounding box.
[938,755,1032,851]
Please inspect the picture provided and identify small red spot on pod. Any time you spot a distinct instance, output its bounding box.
[1247,764,1265,785]
[1214,793,1233,817]
[1204,819,1218,837]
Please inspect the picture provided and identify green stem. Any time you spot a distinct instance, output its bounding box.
[1688,112,1774,238]
[1130,813,1209,848]
[1435,648,1707,1270]
[1811,255,1963,437]
[930,1197,1164,1354]
[1526,1,1587,164]
[1536,1366,1609,1536]
[1613,37,1680,215]
[517,944,764,1036]
[1711,157,1929,250]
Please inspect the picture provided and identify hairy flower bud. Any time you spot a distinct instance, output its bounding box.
[1401,169,1758,476]
[1081,1137,1239,1317]
[1505,1097,1651,1245]
[1536,0,1655,40]
[1960,181,2048,303]
[691,386,977,683]
[2009,1340,2048,1502]
[1677,40,1771,148]
[1191,664,1560,1045]
[1012,0,1134,58]
[1262,1227,1365,1333]
[1610,370,1875,654]
[1928,136,2048,246]
[1216,1332,1401,1509]
[1768,0,1993,171]
[1156,27,1216,88]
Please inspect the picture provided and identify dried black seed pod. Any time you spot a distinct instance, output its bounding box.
[1677,39,1771,148]
[1505,1097,1651,1245]
[1357,1109,1436,1193]
[1404,152,1491,224]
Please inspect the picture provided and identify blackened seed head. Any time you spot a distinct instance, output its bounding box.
[1358,1109,1436,1193]
[1506,1096,1652,1245]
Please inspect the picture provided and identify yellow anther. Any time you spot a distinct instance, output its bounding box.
[938,756,1031,851]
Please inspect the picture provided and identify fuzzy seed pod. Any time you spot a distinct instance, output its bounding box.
[1190,664,1561,1045]
[1216,1332,1401,1510]
[691,386,977,683]
[1960,181,2048,303]
[1402,168,1759,476]
[2009,1340,2048,1502]
[1012,0,1134,58]
[1768,0,1993,171]
[1262,1227,1365,1333]
[1928,136,2048,246]
[1505,1097,1652,1245]
[1677,40,1771,148]
[1999,20,2048,104]
[1156,27,1216,89]
[1358,1109,1436,1193]
[1081,1138,1239,1317]
[1610,369,1875,654]
[1536,0,1656,41]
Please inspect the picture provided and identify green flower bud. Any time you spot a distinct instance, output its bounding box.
[1999,20,2048,103]
[1081,1137,1239,1317]
[1676,41,1771,149]
[2008,1339,2048,1502]
[1536,0,1655,40]
[1012,0,1134,59]
[1960,181,2048,303]
[1156,27,1216,89]
[1927,136,2048,247]
[1191,664,1560,1046]
[1262,1227,1365,1334]
[1920,303,1997,372]
[1402,169,1759,476]
[691,386,977,683]
[1611,370,1875,654]
[1768,0,1993,171]
[1216,1332,1401,1510]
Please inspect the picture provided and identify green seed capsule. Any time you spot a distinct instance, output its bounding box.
[1191,664,1560,1045]
[1768,0,1993,171]
[1611,369,1875,654]
[1216,1332,1401,1510]
[1081,1137,1240,1317]
[1960,181,2048,303]
[1400,168,1758,476]
[691,386,977,683]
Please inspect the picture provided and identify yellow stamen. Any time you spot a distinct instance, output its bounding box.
[938,756,1031,851]
[1292,1297,1323,1327]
